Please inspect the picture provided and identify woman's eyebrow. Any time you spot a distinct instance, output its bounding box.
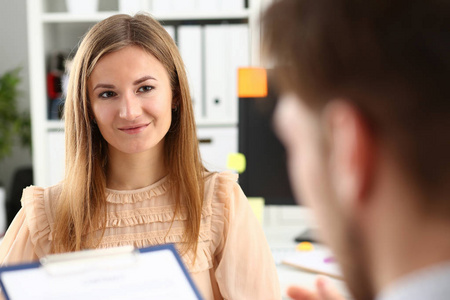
[93,83,115,91]
[92,76,157,91]
[133,75,157,85]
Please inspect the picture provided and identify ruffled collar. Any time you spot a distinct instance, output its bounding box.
[105,175,170,204]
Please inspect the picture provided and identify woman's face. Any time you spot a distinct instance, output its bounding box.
[88,46,173,157]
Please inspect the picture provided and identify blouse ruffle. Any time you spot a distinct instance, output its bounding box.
[105,175,169,204]
[21,171,240,274]
[21,186,52,258]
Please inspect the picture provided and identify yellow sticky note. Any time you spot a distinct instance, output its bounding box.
[296,242,314,252]
[238,67,268,98]
[227,153,246,173]
[248,197,265,224]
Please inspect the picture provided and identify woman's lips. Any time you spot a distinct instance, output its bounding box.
[118,123,150,134]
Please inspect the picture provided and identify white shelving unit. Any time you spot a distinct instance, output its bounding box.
[41,10,252,22]
[27,0,263,187]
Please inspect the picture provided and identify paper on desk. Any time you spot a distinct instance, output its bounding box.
[0,247,200,300]
[282,247,343,280]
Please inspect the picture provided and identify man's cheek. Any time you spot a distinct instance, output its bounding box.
[286,152,308,205]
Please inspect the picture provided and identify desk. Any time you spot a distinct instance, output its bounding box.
[262,205,353,300]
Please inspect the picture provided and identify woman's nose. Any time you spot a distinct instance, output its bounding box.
[119,92,142,120]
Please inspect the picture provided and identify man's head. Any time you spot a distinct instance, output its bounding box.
[262,0,450,298]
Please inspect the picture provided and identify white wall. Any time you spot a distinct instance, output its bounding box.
[0,0,32,196]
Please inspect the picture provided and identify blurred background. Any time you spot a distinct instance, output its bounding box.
[0,0,32,233]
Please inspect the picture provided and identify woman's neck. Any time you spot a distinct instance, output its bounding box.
[105,144,167,190]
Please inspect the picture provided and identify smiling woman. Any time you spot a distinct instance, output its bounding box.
[0,13,280,300]
[88,46,173,159]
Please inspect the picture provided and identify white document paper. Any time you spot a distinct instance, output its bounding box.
[0,245,201,300]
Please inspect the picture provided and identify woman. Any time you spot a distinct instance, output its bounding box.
[0,14,280,299]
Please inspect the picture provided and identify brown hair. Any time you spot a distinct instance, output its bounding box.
[53,14,205,254]
[263,0,450,203]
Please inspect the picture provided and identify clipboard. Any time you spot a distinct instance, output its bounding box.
[0,244,203,300]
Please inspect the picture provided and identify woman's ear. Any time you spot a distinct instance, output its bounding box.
[323,100,376,212]
[171,98,179,110]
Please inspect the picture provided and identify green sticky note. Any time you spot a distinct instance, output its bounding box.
[248,197,265,224]
[227,153,246,173]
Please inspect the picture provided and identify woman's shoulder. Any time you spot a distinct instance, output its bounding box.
[20,183,62,256]
[204,170,238,182]
[205,171,239,199]
[21,183,62,212]
[203,171,241,206]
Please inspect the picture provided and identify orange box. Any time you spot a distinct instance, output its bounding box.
[238,67,268,98]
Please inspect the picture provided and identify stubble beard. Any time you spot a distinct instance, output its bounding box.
[336,218,376,300]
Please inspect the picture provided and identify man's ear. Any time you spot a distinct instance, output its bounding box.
[322,100,376,211]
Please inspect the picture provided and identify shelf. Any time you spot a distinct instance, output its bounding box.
[42,11,118,23]
[42,10,250,23]
[196,120,238,127]
[147,10,250,21]
[46,120,65,131]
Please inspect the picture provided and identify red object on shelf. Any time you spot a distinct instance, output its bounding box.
[47,72,62,100]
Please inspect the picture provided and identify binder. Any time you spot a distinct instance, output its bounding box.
[178,25,203,121]
[204,24,248,124]
[228,24,249,123]
[205,25,227,123]
[0,244,203,300]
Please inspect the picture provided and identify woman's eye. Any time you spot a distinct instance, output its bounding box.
[138,86,153,93]
[99,91,116,98]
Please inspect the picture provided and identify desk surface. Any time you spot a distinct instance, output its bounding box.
[263,205,353,300]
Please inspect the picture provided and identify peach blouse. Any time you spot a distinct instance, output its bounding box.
[0,172,280,299]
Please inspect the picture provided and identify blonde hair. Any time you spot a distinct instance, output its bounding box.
[53,14,205,255]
